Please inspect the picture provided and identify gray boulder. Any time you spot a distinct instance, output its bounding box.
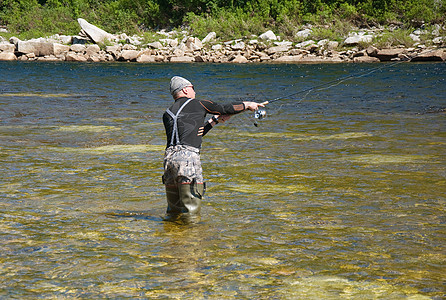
[259,30,277,41]
[17,41,54,56]
[77,18,114,44]
[0,52,17,60]
[0,43,15,53]
[202,32,216,44]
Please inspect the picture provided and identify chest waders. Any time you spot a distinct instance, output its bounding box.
[164,99,205,218]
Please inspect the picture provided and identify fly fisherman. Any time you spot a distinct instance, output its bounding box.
[162,76,266,220]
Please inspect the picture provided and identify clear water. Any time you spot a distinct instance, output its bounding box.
[1,61,445,299]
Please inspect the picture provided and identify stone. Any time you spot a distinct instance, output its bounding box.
[66,52,88,62]
[344,33,373,45]
[172,48,185,57]
[137,54,156,63]
[9,36,20,46]
[373,48,405,61]
[327,41,339,50]
[120,50,140,61]
[160,38,178,47]
[274,55,304,62]
[432,37,443,44]
[77,18,114,44]
[410,34,421,42]
[231,55,248,63]
[212,44,223,51]
[70,44,86,53]
[170,56,195,62]
[295,40,315,48]
[366,46,378,56]
[259,30,277,41]
[17,41,54,56]
[194,56,205,62]
[186,37,202,51]
[0,52,17,60]
[122,44,137,50]
[202,32,216,43]
[53,43,70,56]
[85,44,100,56]
[411,49,446,62]
[37,56,59,61]
[295,29,312,39]
[0,43,15,53]
[148,41,163,49]
[59,35,73,44]
[353,56,380,63]
[231,41,245,50]
[266,44,290,55]
[155,55,165,62]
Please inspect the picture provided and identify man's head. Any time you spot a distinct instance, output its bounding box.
[170,76,195,99]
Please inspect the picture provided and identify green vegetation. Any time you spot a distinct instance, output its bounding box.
[0,0,445,41]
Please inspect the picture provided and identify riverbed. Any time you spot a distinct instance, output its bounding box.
[1,61,445,298]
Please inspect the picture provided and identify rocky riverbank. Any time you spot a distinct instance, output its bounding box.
[0,18,445,63]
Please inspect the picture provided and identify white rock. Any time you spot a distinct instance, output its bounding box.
[202,32,216,43]
[66,52,87,62]
[327,41,339,50]
[70,44,86,53]
[410,34,421,42]
[433,37,443,44]
[295,40,315,48]
[344,34,373,45]
[0,43,15,53]
[59,35,73,44]
[170,56,195,62]
[266,44,290,55]
[148,41,163,49]
[0,52,16,60]
[231,55,248,63]
[186,37,202,51]
[121,50,140,61]
[122,44,137,50]
[317,39,329,47]
[53,43,70,56]
[275,55,303,62]
[137,54,156,63]
[296,29,312,39]
[274,41,293,46]
[85,44,100,55]
[160,38,178,47]
[231,41,245,50]
[77,18,114,44]
[259,30,277,40]
[211,44,223,51]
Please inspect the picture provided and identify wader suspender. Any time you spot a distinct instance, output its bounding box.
[166,98,194,146]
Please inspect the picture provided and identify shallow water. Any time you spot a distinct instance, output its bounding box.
[0,61,445,299]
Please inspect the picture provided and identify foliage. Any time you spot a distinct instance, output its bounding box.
[373,28,416,48]
[0,0,445,40]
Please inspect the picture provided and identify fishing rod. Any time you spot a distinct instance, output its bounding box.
[252,47,445,125]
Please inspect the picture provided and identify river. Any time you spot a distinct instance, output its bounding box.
[1,61,445,299]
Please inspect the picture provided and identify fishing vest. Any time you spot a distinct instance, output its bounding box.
[165,98,194,147]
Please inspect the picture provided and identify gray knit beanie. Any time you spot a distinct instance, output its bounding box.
[170,76,192,96]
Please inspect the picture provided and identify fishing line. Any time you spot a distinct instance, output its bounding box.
[253,47,445,125]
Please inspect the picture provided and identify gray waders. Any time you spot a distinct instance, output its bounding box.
[165,180,205,216]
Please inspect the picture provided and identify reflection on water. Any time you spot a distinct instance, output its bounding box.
[0,61,445,298]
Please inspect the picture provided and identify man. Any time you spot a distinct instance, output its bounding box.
[162,76,267,219]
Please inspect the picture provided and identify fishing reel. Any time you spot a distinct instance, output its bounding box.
[253,108,267,127]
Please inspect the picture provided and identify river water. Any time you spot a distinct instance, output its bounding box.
[0,61,445,299]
